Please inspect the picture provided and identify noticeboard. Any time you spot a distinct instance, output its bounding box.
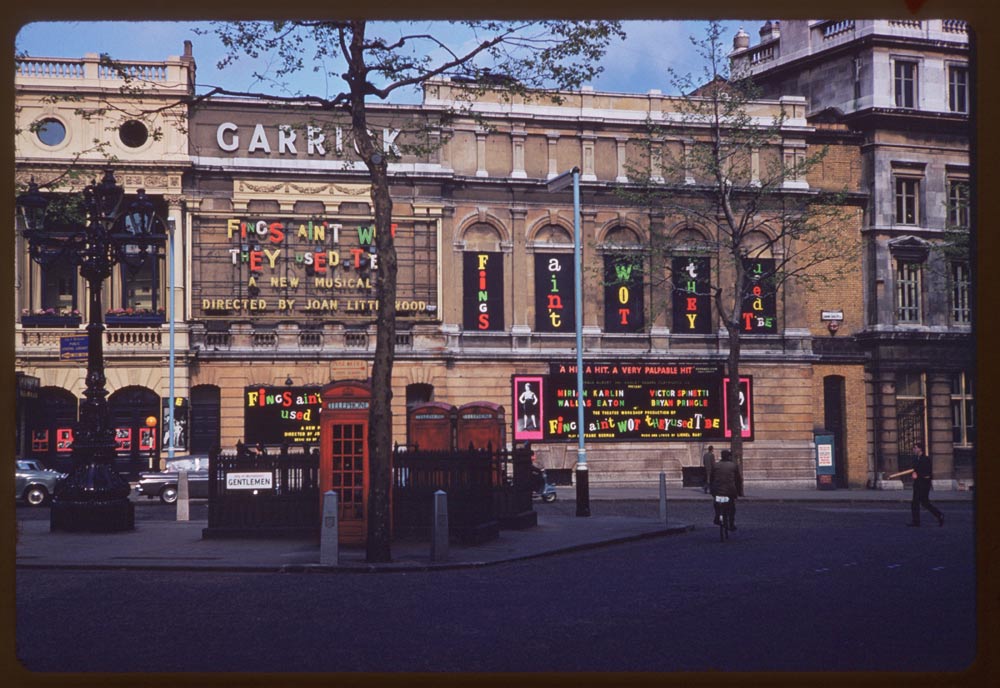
[531,361,753,442]
[243,386,322,445]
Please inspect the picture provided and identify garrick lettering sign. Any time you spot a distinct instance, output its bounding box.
[193,215,437,322]
[529,361,754,442]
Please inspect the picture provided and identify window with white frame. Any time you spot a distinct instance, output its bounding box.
[951,262,971,324]
[951,372,974,447]
[948,178,970,228]
[894,60,917,108]
[896,260,922,323]
[895,176,920,225]
[948,64,969,114]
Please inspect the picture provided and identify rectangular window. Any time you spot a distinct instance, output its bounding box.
[896,371,926,461]
[948,179,970,228]
[120,258,160,311]
[949,65,969,114]
[895,177,920,225]
[951,372,975,447]
[894,60,917,108]
[951,262,971,324]
[896,261,922,323]
[41,259,77,312]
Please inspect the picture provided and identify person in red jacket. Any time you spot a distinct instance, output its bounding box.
[907,441,944,527]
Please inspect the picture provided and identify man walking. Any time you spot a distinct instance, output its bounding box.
[702,445,716,494]
[709,449,742,530]
[907,441,944,527]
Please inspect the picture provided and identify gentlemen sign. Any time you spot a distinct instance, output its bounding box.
[226,472,274,490]
[534,361,754,442]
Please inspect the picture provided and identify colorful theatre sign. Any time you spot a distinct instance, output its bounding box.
[513,362,753,443]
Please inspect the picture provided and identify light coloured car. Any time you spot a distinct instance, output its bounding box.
[15,459,68,506]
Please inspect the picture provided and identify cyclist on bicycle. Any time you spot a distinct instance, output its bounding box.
[709,449,743,530]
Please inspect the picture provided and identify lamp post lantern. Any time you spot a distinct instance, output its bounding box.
[17,169,167,532]
[546,166,590,517]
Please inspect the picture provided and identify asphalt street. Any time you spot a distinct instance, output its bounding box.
[15,500,977,676]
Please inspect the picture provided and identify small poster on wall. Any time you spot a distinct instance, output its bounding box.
[512,375,544,442]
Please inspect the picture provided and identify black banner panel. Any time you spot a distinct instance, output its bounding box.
[463,251,504,331]
[541,361,754,442]
[672,256,713,334]
[742,257,777,334]
[604,255,645,332]
[534,253,575,333]
[243,386,323,445]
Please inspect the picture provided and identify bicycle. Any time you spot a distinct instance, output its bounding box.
[714,495,734,541]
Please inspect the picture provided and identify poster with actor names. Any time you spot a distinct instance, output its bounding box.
[540,361,753,442]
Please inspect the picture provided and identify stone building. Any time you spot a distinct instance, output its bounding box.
[14,45,196,475]
[16,41,872,488]
[731,19,975,488]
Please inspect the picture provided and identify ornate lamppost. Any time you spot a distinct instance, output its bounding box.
[17,168,167,532]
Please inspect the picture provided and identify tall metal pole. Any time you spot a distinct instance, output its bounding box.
[572,168,590,517]
[167,217,176,463]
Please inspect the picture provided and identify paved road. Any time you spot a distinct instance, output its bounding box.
[15,501,976,674]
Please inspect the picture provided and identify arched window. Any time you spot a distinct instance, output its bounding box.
[602,226,645,333]
[462,223,505,332]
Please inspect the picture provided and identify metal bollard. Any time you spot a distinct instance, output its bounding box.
[659,472,668,525]
[320,491,339,566]
[431,490,449,562]
[177,469,190,521]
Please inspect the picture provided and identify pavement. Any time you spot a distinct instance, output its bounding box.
[14,485,974,574]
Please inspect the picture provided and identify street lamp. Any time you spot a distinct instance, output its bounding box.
[546,166,590,517]
[17,169,167,532]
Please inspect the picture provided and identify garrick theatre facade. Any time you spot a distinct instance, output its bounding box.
[181,80,869,489]
[16,47,881,488]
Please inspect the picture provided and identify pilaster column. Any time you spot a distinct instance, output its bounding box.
[475,129,488,178]
[615,136,629,183]
[511,124,527,179]
[581,131,597,182]
[546,133,560,179]
[509,207,528,329]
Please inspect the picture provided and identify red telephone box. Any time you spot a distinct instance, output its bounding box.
[407,402,457,451]
[456,402,506,451]
[319,380,374,546]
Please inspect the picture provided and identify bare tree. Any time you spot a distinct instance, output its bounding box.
[202,20,625,561]
[620,22,861,485]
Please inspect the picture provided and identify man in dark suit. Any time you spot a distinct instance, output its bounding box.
[908,441,944,527]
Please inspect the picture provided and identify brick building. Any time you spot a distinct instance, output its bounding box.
[16,40,879,489]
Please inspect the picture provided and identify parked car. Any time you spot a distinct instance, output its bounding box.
[136,470,210,504]
[15,459,68,506]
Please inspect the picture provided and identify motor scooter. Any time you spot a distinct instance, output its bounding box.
[531,465,558,502]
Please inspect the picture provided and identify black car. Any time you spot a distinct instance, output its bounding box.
[136,470,209,504]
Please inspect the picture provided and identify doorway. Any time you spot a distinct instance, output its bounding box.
[823,376,848,488]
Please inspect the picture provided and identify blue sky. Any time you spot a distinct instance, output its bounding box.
[15,20,752,102]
